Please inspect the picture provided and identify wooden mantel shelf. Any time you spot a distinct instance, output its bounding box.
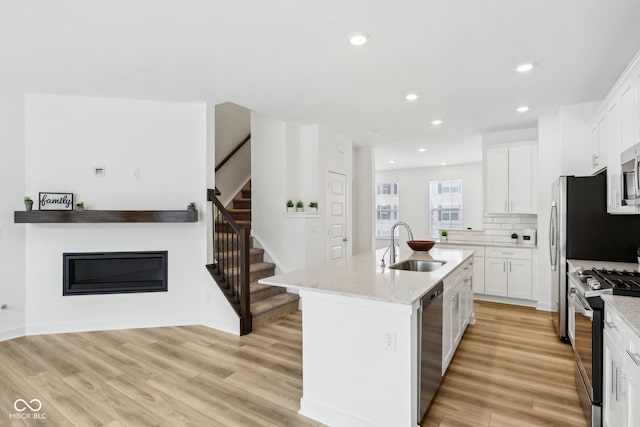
[14,209,198,223]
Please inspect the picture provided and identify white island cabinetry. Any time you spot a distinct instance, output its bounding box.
[259,247,474,427]
[443,257,474,373]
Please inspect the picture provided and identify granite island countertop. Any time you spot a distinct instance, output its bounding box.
[568,259,640,338]
[259,247,474,305]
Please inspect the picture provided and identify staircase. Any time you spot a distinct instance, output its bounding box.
[207,183,299,334]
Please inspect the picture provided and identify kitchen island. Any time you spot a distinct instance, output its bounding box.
[259,247,474,427]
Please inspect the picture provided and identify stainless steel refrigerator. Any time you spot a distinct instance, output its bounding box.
[550,174,640,342]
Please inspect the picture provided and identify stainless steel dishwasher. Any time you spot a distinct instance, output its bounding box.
[418,281,444,422]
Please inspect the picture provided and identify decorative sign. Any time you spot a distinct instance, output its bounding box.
[39,192,74,211]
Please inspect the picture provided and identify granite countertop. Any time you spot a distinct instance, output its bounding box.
[568,259,640,338]
[437,240,536,249]
[601,295,640,338]
[259,247,474,305]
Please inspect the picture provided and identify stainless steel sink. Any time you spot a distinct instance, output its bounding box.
[388,259,446,272]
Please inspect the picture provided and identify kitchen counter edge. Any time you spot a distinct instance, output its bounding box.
[259,247,475,306]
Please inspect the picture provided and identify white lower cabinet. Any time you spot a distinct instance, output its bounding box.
[603,329,627,427]
[472,256,485,293]
[484,247,532,300]
[603,301,640,427]
[442,258,474,374]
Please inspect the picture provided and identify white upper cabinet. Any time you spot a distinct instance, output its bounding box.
[592,49,640,214]
[592,115,607,173]
[485,142,537,214]
[620,79,639,152]
[485,147,509,213]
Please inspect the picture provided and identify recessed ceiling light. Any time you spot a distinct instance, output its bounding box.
[516,105,530,113]
[405,93,419,101]
[515,63,535,73]
[440,162,447,166]
[431,119,444,126]
[418,148,427,152]
[388,160,396,164]
[349,33,370,47]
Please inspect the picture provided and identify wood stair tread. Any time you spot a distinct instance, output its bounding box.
[217,247,264,258]
[251,292,299,317]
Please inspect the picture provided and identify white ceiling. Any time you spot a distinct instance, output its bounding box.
[2,1,640,170]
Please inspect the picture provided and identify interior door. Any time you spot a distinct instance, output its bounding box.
[327,172,348,262]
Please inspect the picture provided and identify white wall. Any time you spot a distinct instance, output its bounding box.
[0,92,26,341]
[23,94,239,335]
[215,102,250,161]
[214,103,251,207]
[536,115,562,310]
[251,113,352,273]
[375,163,484,248]
[559,101,600,176]
[354,147,375,254]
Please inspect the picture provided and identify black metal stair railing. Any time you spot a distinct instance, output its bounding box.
[207,188,252,335]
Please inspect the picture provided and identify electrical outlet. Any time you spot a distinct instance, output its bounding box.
[132,168,140,179]
[384,330,396,352]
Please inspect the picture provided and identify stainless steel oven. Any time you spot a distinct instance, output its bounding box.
[568,273,603,427]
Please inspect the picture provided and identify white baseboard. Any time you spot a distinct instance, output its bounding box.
[220,176,252,209]
[252,233,291,274]
[0,326,26,342]
[299,397,375,427]
[474,294,537,308]
[536,301,555,312]
[26,315,201,336]
[200,315,240,336]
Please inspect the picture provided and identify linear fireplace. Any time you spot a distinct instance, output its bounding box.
[63,251,168,295]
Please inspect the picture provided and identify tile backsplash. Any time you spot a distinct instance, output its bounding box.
[442,214,537,244]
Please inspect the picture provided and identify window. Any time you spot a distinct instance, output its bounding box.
[375,182,399,238]
[429,179,463,238]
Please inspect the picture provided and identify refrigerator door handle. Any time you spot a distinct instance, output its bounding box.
[635,154,640,194]
[550,202,557,271]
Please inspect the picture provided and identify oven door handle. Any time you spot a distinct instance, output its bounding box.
[568,292,594,319]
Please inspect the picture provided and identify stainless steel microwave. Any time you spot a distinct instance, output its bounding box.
[621,143,640,206]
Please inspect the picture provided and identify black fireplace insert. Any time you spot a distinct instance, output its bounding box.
[63,251,168,295]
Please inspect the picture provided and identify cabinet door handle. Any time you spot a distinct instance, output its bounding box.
[510,200,514,211]
[503,261,506,272]
[509,261,512,273]
[628,349,640,367]
[504,201,508,212]
[605,320,617,330]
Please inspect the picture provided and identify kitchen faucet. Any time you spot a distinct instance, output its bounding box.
[381,222,414,267]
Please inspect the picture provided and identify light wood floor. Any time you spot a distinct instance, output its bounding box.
[0,301,586,426]
[425,301,587,427]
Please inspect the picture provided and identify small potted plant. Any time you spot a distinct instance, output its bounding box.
[76,201,85,211]
[636,247,640,264]
[441,230,448,242]
[286,200,294,212]
[511,232,518,242]
[24,196,33,211]
[296,201,304,212]
[308,201,318,212]
[187,202,196,211]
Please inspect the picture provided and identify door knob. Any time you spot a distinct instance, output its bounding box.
[343,238,348,242]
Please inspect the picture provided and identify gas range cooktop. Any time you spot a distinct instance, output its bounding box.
[576,268,640,297]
